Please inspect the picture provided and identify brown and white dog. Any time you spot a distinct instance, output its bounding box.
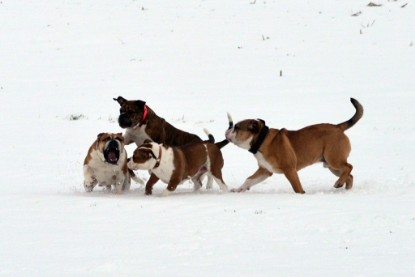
[225,98,364,194]
[114,96,222,189]
[127,131,229,196]
[83,133,143,193]
[114,96,202,147]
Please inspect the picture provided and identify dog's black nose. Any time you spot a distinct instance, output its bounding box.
[108,139,119,150]
[118,116,132,128]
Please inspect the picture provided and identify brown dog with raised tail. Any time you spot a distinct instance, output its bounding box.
[225,98,363,193]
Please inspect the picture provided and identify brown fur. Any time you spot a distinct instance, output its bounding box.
[128,141,228,195]
[114,96,201,146]
[83,133,142,193]
[226,98,363,193]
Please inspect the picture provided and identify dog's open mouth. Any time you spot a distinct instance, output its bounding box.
[104,140,120,164]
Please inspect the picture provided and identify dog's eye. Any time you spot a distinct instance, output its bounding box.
[104,137,111,142]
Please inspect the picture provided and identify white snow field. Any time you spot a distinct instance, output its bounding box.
[1,0,414,276]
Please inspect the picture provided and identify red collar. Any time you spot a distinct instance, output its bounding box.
[134,105,148,129]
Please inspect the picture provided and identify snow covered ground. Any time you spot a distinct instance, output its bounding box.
[1,0,414,275]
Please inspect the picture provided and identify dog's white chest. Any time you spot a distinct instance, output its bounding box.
[87,150,125,183]
[125,124,152,146]
[151,147,175,184]
[255,152,282,173]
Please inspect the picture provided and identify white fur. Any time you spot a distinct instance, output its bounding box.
[150,143,175,184]
[203,144,213,190]
[123,124,152,146]
[83,146,128,193]
[128,142,176,184]
[226,128,253,150]
[254,152,283,173]
[231,173,270,192]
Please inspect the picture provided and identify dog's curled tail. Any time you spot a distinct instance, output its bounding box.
[227,112,234,130]
[203,128,215,143]
[211,113,234,149]
[337,98,364,131]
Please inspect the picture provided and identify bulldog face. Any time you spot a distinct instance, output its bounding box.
[113,96,146,128]
[225,119,264,150]
[97,133,125,164]
[128,142,158,170]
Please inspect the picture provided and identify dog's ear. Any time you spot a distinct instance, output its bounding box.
[115,133,124,141]
[247,120,260,134]
[135,100,146,109]
[113,96,127,105]
[97,133,105,140]
[257,118,266,125]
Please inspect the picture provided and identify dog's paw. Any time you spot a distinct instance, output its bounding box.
[230,187,245,193]
[159,189,172,197]
[84,185,93,192]
[83,180,96,192]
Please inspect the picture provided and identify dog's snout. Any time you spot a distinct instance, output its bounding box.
[108,139,119,149]
[118,116,132,128]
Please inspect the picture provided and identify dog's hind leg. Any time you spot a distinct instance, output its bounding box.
[205,175,213,190]
[192,175,203,191]
[328,166,353,189]
[210,168,228,192]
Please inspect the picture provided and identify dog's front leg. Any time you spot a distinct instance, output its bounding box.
[114,175,125,194]
[283,168,305,194]
[145,173,159,195]
[231,167,272,192]
[83,166,97,192]
[161,178,181,196]
[122,130,134,145]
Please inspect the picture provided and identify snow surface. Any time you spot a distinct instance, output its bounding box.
[1,0,415,276]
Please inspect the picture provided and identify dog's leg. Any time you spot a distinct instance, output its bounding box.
[210,167,228,192]
[114,176,125,194]
[122,175,131,191]
[129,169,145,185]
[145,173,160,195]
[283,168,305,194]
[345,174,353,189]
[329,163,353,189]
[83,166,97,192]
[231,167,272,192]
[205,175,213,190]
[212,176,228,192]
[192,176,203,191]
[160,178,181,196]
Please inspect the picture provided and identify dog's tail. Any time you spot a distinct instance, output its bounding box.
[127,161,145,185]
[226,112,234,130]
[203,128,215,143]
[337,98,364,131]
[211,113,235,149]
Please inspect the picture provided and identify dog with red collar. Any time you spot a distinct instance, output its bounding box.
[114,96,202,148]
